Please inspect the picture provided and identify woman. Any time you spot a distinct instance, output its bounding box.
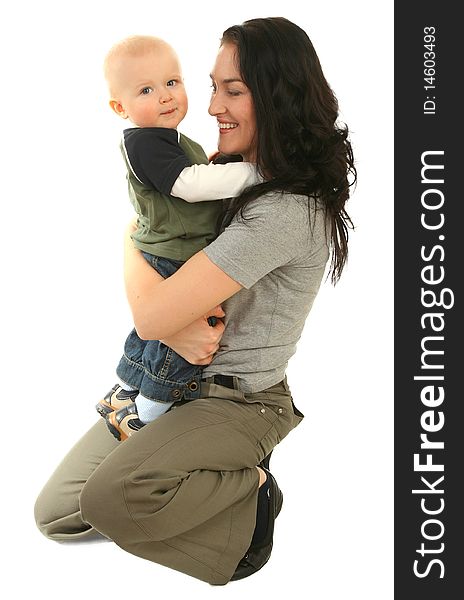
[34,17,355,585]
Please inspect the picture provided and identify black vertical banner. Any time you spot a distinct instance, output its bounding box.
[395,2,461,598]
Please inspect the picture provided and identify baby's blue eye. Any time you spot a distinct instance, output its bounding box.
[141,87,152,95]
[167,80,177,87]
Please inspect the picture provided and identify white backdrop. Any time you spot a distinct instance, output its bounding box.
[1,1,393,598]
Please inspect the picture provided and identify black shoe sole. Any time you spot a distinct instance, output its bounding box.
[106,419,123,441]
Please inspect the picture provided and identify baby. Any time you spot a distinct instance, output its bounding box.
[96,35,258,440]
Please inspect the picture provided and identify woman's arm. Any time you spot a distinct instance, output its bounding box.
[124,225,242,340]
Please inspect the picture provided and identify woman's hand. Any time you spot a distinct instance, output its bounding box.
[160,305,226,365]
[208,150,221,162]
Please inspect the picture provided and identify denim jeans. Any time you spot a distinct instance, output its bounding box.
[116,253,203,403]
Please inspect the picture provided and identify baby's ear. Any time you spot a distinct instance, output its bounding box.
[109,99,128,119]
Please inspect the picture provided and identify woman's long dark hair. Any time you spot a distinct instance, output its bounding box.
[219,17,356,284]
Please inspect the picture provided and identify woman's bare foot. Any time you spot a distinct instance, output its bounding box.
[256,466,267,487]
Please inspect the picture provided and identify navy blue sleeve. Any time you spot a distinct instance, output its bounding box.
[123,128,191,194]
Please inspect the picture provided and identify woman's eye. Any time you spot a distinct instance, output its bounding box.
[141,87,152,95]
[227,90,241,97]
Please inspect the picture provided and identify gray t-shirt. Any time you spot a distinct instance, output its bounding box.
[203,192,329,393]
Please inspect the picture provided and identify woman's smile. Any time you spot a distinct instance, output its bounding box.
[218,120,239,132]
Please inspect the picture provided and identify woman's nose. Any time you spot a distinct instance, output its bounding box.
[208,93,225,116]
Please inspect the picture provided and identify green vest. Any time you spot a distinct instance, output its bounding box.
[123,134,223,262]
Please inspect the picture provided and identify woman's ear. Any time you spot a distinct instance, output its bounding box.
[109,99,128,119]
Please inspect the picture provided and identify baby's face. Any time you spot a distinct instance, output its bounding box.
[110,45,188,128]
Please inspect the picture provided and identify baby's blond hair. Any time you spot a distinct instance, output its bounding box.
[104,35,175,96]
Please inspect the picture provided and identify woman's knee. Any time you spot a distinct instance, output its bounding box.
[34,487,93,541]
[34,490,58,539]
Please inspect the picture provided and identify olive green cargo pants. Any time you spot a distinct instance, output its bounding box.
[34,379,303,585]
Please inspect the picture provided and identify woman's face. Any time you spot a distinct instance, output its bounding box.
[208,43,257,162]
